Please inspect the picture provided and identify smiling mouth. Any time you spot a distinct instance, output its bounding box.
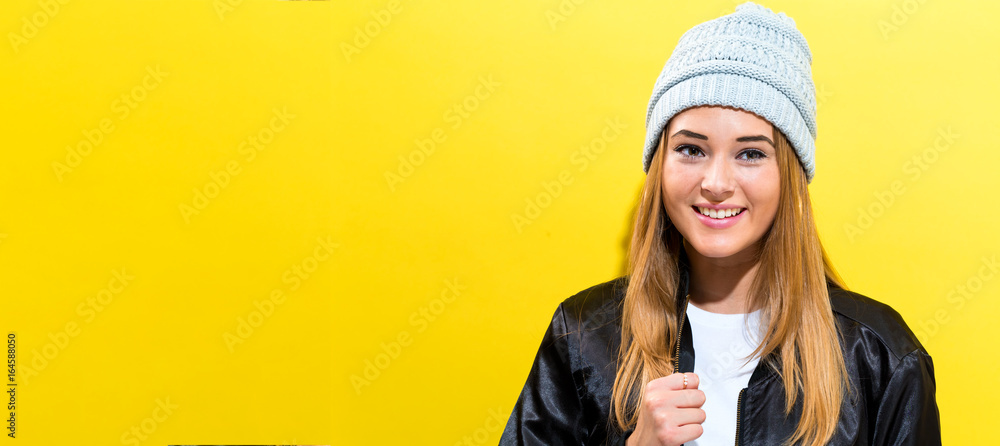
[694,206,746,219]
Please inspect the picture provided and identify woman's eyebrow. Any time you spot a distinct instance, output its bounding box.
[671,130,774,147]
[671,129,708,140]
[736,135,775,146]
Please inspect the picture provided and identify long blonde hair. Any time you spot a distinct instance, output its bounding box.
[611,127,848,446]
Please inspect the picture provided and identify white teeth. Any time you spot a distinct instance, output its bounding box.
[697,207,743,219]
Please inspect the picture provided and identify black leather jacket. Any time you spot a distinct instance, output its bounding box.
[500,276,941,445]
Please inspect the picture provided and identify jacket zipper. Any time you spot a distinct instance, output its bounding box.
[674,294,690,372]
[678,289,747,446]
[734,388,746,446]
[674,294,690,446]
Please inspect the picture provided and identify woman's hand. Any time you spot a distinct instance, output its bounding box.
[626,372,706,446]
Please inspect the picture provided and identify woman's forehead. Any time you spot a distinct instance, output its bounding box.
[666,106,774,136]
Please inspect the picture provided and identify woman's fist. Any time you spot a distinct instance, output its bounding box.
[626,373,706,446]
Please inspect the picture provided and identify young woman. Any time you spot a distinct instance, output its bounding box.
[500,3,940,446]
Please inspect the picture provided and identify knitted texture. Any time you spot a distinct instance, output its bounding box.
[643,2,817,181]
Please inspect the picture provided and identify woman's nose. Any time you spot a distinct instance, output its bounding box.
[701,157,736,199]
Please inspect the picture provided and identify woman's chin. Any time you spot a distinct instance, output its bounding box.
[685,239,756,261]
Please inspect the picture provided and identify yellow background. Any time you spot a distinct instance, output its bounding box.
[1,0,998,444]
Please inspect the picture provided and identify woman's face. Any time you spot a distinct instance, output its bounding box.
[660,106,780,262]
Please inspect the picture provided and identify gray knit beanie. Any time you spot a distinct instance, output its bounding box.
[643,2,817,181]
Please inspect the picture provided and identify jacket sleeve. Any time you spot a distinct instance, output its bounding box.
[872,349,941,445]
[500,303,588,445]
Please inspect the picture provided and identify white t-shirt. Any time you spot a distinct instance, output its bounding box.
[685,302,763,446]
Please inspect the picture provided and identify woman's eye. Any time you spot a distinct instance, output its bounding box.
[738,149,767,162]
[675,145,704,157]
